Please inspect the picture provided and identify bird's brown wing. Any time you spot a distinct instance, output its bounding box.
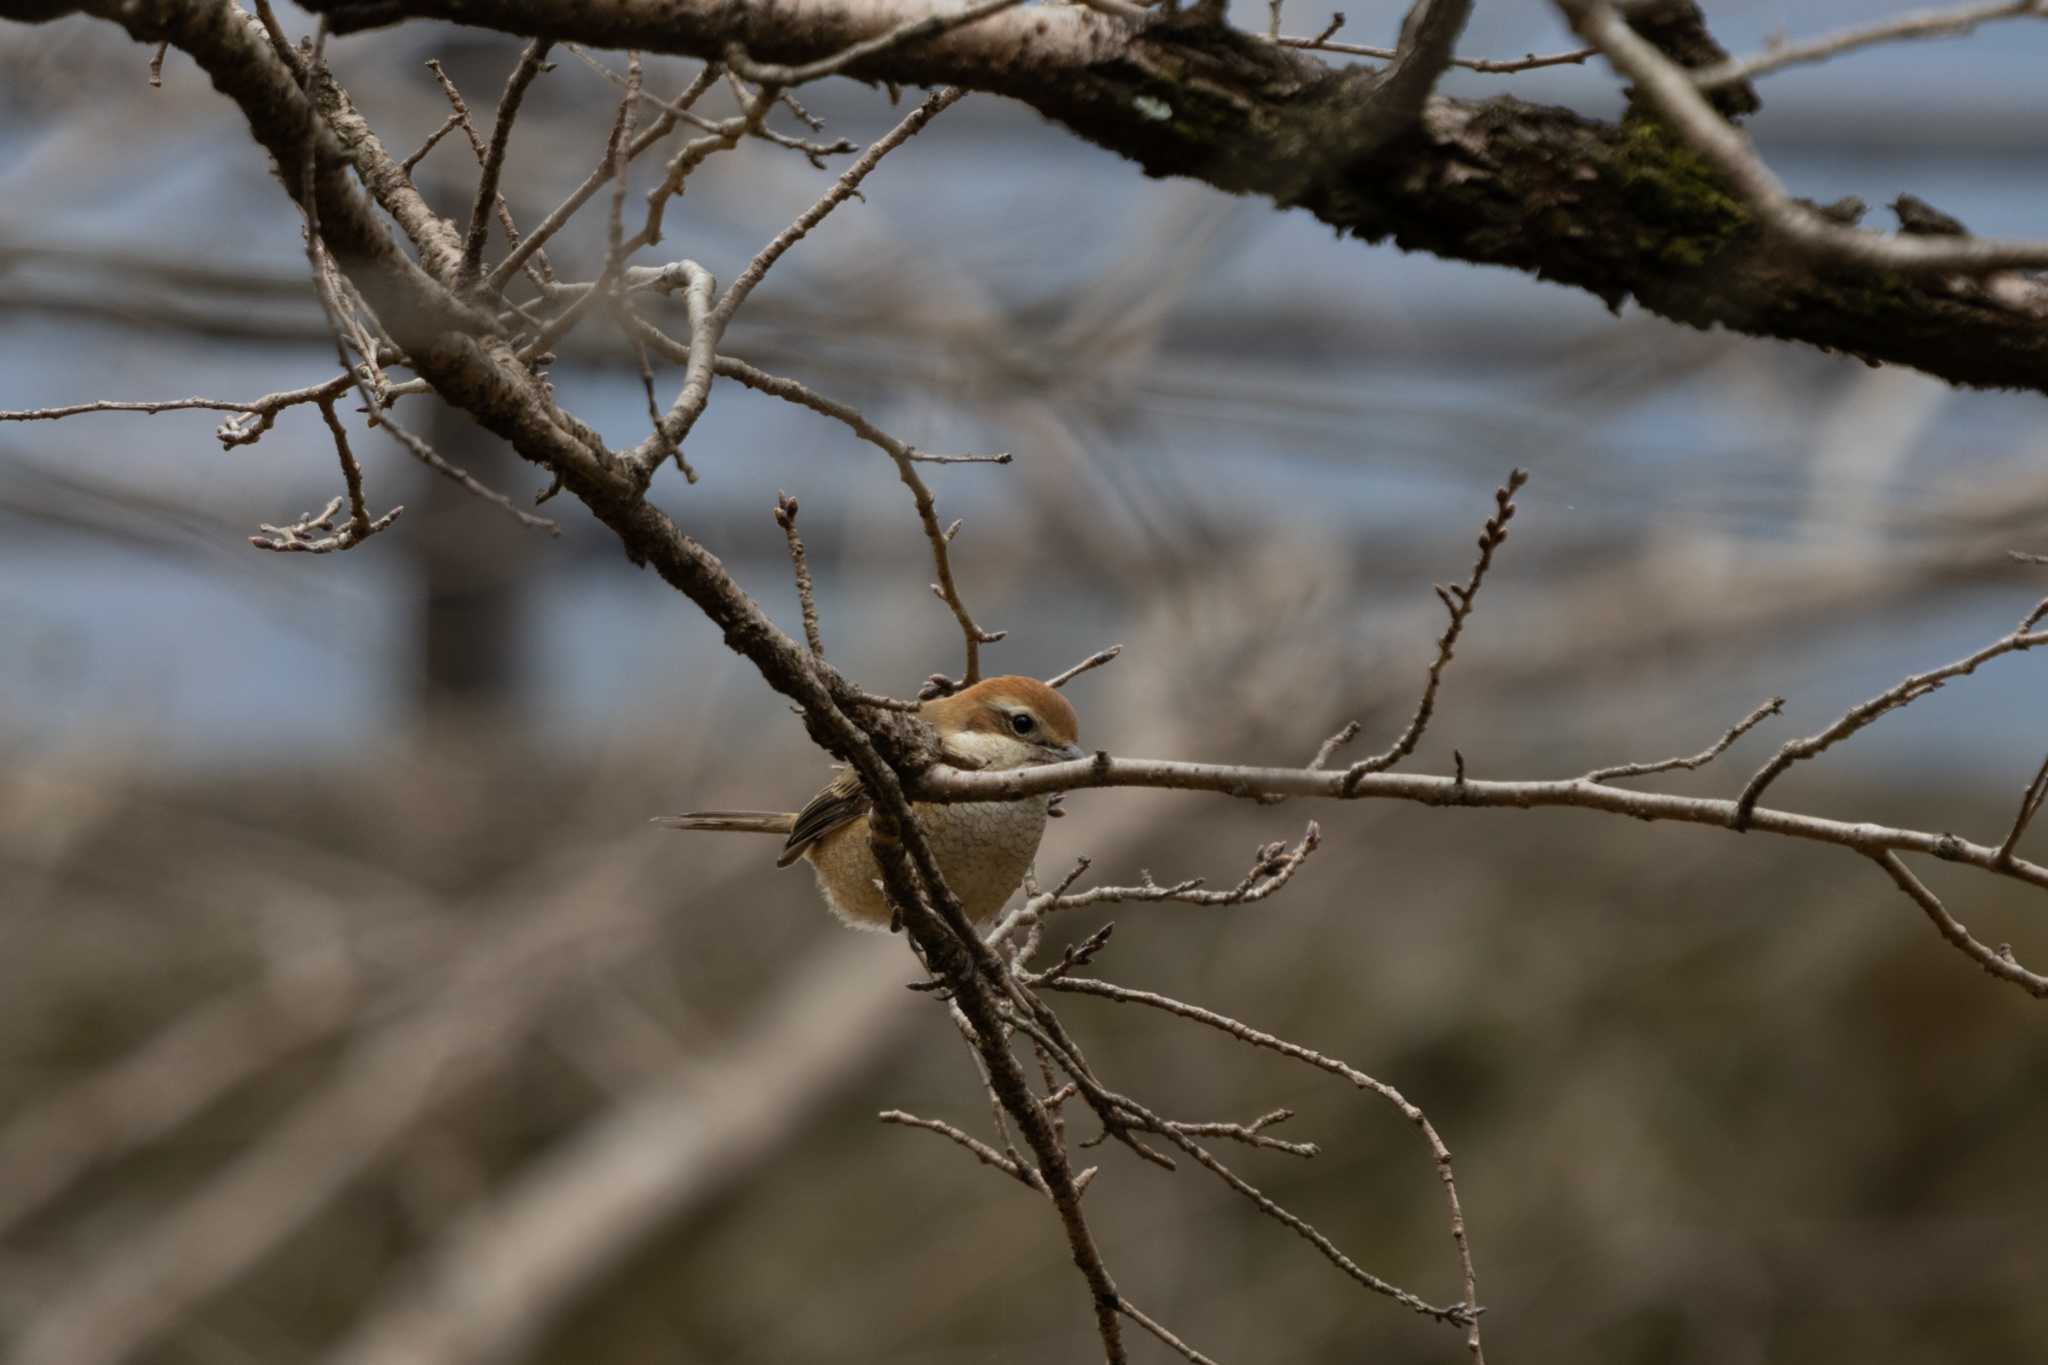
[777,768,869,868]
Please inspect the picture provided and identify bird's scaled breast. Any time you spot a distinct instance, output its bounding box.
[805,796,1051,930]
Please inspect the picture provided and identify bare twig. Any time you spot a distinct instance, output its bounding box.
[399,110,462,173]
[709,86,964,336]
[1021,823,1323,924]
[1277,32,1597,72]
[1165,1107,1319,1157]
[1043,975,1485,1357]
[249,398,404,552]
[1344,469,1526,792]
[1584,695,1784,784]
[1119,1298,1221,1365]
[879,1109,1051,1194]
[1693,0,2048,90]
[1871,852,2048,997]
[724,0,1030,86]
[1308,721,1363,771]
[425,55,547,291]
[1047,644,1122,689]
[774,491,825,658]
[709,354,1003,682]
[457,38,554,289]
[485,63,720,293]
[1734,622,2048,826]
[1566,0,2048,273]
[1020,1039,1474,1328]
[1996,753,2048,866]
[626,259,715,484]
[572,47,853,163]
[378,412,560,534]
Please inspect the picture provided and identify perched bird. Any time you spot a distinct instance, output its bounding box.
[655,676,1085,929]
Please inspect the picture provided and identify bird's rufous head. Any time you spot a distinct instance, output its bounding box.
[923,675,1084,770]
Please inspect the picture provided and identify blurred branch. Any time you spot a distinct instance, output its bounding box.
[316,942,915,1365]
[0,947,358,1241]
[1692,0,2048,90]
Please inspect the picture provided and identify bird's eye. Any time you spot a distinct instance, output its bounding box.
[1009,712,1036,736]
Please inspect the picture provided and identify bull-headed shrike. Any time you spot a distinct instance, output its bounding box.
[655,676,1085,929]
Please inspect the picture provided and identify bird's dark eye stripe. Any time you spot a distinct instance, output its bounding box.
[1010,712,1035,735]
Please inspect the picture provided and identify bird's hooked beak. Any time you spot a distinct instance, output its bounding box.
[1040,741,1086,764]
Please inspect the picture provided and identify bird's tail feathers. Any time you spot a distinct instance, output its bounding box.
[651,810,796,835]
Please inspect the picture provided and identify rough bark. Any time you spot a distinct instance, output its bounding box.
[236,0,2048,394]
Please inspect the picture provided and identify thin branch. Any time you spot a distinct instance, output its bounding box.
[262,21,399,554]
[774,491,825,658]
[918,759,2048,899]
[1308,721,1363,771]
[378,412,560,534]
[879,1109,1051,1194]
[1165,1108,1319,1157]
[1021,823,1323,923]
[458,38,554,289]
[1583,695,1783,784]
[905,448,1012,464]
[1996,753,2048,866]
[249,399,404,552]
[724,0,1031,86]
[1276,32,1597,72]
[1343,468,1525,792]
[1119,1298,1221,1365]
[626,259,716,484]
[709,354,1003,683]
[1693,0,2048,90]
[423,56,546,290]
[1021,1035,1474,1328]
[1566,0,2048,273]
[485,63,720,293]
[1047,645,1122,690]
[399,109,462,173]
[1871,852,2048,997]
[1043,974,1485,1358]
[710,85,964,336]
[1734,624,2048,826]
[637,82,780,250]
[572,46,853,164]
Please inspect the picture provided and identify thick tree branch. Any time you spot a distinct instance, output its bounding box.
[188,0,2048,395]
